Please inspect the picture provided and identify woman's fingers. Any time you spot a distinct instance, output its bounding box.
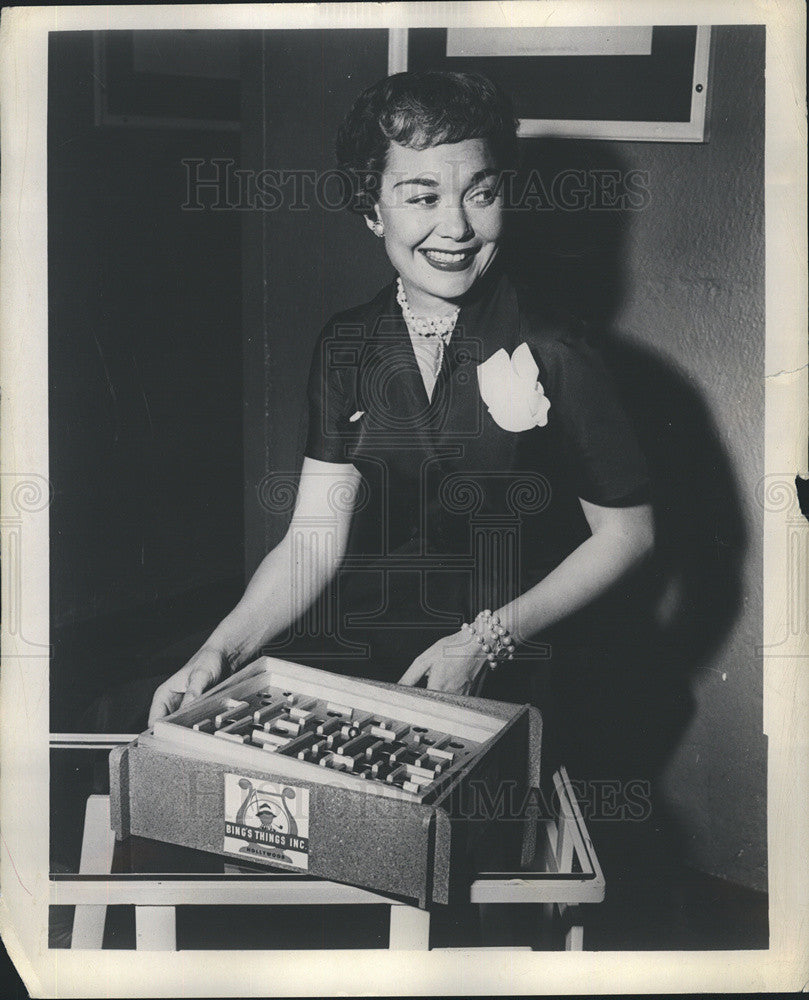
[426,668,452,692]
[398,658,430,686]
[148,684,182,728]
[148,651,224,727]
[426,657,476,693]
[179,664,217,708]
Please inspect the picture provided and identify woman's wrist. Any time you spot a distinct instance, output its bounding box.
[463,610,516,669]
[203,623,252,675]
[492,602,531,648]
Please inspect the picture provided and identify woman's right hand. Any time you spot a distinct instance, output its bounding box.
[148,646,229,727]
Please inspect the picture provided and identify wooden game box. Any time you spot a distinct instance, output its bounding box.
[109,657,542,907]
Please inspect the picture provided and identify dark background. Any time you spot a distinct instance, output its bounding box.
[48,28,767,949]
[49,32,244,725]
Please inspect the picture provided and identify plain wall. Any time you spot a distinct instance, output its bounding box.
[241,30,393,567]
[610,27,766,891]
[242,27,765,891]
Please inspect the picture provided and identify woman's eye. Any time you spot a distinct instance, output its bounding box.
[469,188,496,205]
[407,193,438,206]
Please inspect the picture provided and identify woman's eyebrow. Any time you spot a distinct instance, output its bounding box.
[468,168,498,185]
[392,175,439,189]
[392,167,498,190]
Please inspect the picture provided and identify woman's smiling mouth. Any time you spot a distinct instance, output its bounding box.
[419,247,479,271]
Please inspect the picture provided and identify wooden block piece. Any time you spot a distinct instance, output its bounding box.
[251,729,290,749]
[404,771,433,788]
[364,739,386,761]
[215,700,250,728]
[274,718,301,736]
[337,733,375,757]
[415,753,444,774]
[214,729,247,744]
[351,711,376,728]
[405,763,439,781]
[410,725,443,746]
[372,722,410,741]
[280,730,317,756]
[253,703,286,726]
[214,715,241,730]
[220,714,251,729]
[300,715,324,731]
[370,725,396,742]
[289,699,317,720]
[319,751,353,770]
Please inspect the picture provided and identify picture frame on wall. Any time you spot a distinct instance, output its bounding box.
[388,25,713,142]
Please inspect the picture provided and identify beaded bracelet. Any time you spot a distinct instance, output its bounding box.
[461,610,516,669]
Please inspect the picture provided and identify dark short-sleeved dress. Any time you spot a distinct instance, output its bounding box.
[302,262,650,720]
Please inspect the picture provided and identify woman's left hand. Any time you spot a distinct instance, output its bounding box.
[398,630,489,694]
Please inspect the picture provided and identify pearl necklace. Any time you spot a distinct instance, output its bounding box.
[396,277,459,339]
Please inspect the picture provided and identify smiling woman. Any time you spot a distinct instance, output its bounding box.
[337,72,516,312]
[150,72,654,785]
[369,139,503,310]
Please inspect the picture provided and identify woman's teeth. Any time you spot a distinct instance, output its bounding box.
[423,249,472,262]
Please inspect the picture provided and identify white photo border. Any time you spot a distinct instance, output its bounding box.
[1,1,806,996]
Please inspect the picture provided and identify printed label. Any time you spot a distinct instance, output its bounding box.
[223,773,310,870]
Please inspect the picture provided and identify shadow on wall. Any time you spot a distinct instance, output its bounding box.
[503,138,746,808]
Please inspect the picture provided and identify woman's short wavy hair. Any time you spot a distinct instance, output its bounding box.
[335,71,519,218]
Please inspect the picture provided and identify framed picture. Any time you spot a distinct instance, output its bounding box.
[389,26,712,142]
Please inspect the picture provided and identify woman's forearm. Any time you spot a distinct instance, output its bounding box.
[199,458,361,673]
[399,509,653,694]
[204,529,339,672]
[495,509,654,645]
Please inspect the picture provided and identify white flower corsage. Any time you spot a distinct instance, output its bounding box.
[477,342,551,432]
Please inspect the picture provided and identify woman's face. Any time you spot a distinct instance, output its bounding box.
[370,138,504,315]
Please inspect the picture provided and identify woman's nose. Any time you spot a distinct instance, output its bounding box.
[436,202,473,242]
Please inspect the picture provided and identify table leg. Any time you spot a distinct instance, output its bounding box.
[135,906,178,951]
[71,795,116,949]
[559,903,584,951]
[565,923,584,951]
[389,904,430,950]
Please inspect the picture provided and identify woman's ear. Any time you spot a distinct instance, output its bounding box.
[364,206,384,238]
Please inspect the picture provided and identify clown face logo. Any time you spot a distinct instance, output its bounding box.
[223,774,310,870]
